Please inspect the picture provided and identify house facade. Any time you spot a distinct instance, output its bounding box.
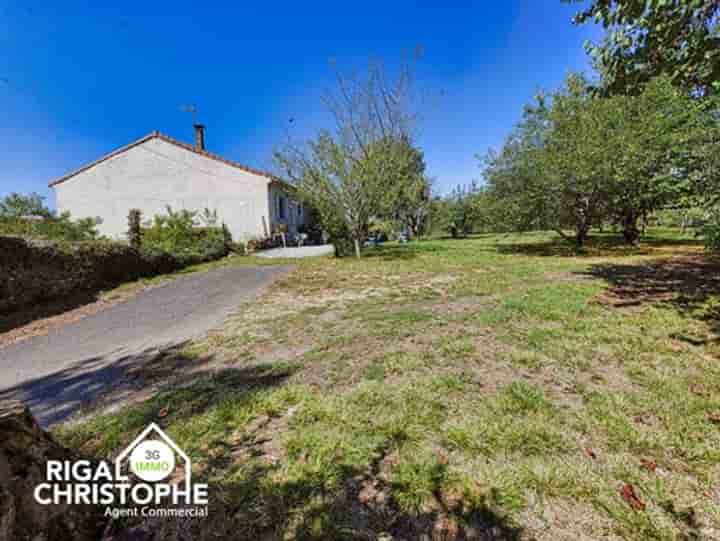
[49,127,306,241]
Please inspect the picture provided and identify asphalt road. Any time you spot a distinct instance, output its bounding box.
[0,264,290,426]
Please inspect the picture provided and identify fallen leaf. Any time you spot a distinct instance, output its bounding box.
[584,447,597,459]
[158,408,169,418]
[640,458,657,472]
[620,484,645,511]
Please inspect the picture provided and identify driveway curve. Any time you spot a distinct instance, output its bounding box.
[0,264,291,425]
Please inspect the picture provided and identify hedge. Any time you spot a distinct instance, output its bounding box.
[0,237,228,314]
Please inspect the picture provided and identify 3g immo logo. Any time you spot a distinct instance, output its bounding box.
[129,439,175,482]
[119,423,183,485]
[34,423,208,518]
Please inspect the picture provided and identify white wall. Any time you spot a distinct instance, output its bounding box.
[54,137,271,241]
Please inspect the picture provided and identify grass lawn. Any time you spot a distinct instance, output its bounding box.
[55,229,720,540]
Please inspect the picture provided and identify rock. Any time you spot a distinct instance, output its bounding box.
[0,399,107,541]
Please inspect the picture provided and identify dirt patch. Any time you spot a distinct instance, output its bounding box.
[578,362,637,395]
[226,404,300,466]
[521,498,622,541]
[419,295,496,316]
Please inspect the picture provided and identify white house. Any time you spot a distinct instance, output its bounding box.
[49,126,307,241]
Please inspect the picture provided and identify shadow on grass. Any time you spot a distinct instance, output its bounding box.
[579,254,720,340]
[41,346,524,540]
[108,458,523,541]
[362,242,450,261]
[492,233,701,258]
[639,234,704,247]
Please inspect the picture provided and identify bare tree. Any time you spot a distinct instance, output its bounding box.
[274,59,419,257]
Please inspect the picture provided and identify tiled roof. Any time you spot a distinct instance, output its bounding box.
[48,131,286,187]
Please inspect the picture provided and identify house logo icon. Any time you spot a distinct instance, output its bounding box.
[115,423,191,494]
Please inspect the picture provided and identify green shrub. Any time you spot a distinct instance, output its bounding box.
[368,219,394,241]
[127,209,142,250]
[432,184,482,238]
[142,206,226,256]
[702,208,720,251]
[229,242,246,256]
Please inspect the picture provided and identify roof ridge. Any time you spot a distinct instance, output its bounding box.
[48,131,285,188]
[152,132,281,181]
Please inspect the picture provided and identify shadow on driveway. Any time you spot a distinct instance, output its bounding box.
[0,264,292,426]
[0,343,187,426]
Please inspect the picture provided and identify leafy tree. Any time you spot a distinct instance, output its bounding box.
[482,92,558,235]
[701,207,720,250]
[376,136,432,238]
[435,183,481,238]
[571,0,720,96]
[0,193,101,241]
[482,79,607,245]
[0,192,52,218]
[600,77,719,242]
[274,61,419,258]
[485,74,719,245]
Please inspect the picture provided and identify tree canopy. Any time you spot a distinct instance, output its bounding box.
[274,61,426,257]
[484,74,720,245]
[572,0,720,96]
[0,192,52,218]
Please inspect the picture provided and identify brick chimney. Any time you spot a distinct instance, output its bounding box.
[193,124,206,151]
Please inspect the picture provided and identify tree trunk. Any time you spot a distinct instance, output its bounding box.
[354,238,361,258]
[622,211,640,244]
[575,223,589,247]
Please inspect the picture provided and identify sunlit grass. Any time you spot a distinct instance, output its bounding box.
[55,229,720,540]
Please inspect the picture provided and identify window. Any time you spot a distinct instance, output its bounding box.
[278,196,287,220]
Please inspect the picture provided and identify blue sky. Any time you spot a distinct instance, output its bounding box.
[0,1,601,206]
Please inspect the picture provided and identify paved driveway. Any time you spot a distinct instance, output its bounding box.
[0,265,290,426]
[256,244,335,258]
